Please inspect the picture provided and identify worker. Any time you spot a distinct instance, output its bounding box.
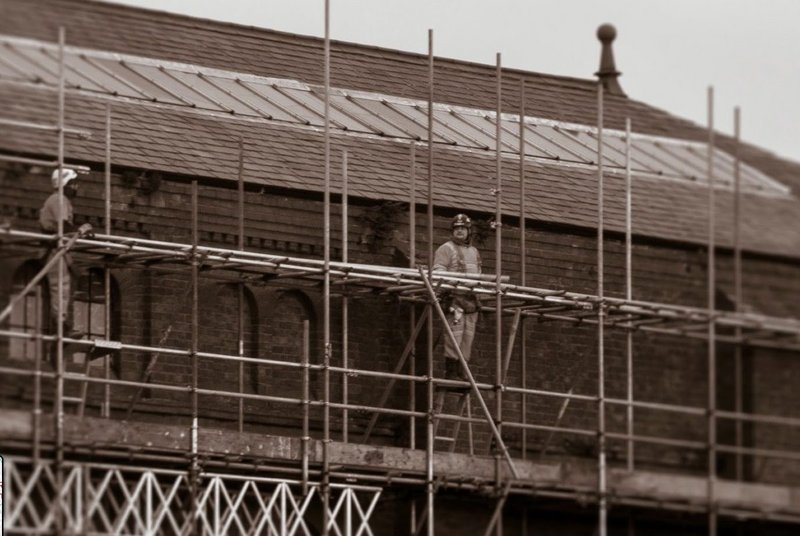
[40,167,92,336]
[433,213,482,381]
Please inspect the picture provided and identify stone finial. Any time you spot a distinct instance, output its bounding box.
[595,23,625,96]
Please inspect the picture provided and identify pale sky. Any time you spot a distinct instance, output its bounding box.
[107,0,800,164]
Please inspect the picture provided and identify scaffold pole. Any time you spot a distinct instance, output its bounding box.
[409,142,417,450]
[596,80,608,536]
[103,102,112,419]
[426,26,436,536]
[342,149,350,443]
[54,25,66,536]
[493,55,505,524]
[302,319,311,494]
[733,106,744,482]
[625,116,634,472]
[322,0,332,532]
[237,137,245,433]
[189,179,200,534]
[518,78,528,464]
[706,85,718,536]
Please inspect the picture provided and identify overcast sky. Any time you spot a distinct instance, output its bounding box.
[107,0,800,164]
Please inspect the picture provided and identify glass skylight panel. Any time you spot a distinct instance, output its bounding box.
[156,68,240,112]
[386,102,460,145]
[124,63,205,108]
[599,134,655,174]
[349,97,427,139]
[2,43,57,83]
[334,95,410,138]
[284,86,364,131]
[472,114,524,152]
[98,59,185,105]
[523,123,591,165]
[205,77,276,119]
[434,109,492,149]
[0,54,28,81]
[77,55,153,100]
[196,76,272,117]
[54,52,114,93]
[550,126,602,164]
[650,141,707,179]
[0,34,790,197]
[231,80,302,123]
[568,130,626,168]
[326,93,387,135]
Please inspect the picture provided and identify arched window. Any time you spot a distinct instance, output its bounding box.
[72,268,120,365]
[9,261,48,361]
[198,282,258,394]
[257,289,316,399]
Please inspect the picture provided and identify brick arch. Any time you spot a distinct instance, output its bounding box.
[197,282,258,398]
[3,259,49,362]
[74,267,121,341]
[254,289,317,412]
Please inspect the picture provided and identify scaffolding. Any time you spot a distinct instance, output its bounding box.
[2,12,800,536]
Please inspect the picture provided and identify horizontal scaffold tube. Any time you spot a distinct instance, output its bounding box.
[3,228,798,350]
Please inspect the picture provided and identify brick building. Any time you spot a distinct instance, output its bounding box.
[1,1,800,534]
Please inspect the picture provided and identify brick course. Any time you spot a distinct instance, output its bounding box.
[2,162,800,487]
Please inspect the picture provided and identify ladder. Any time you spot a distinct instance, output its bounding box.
[433,386,474,454]
[54,337,121,416]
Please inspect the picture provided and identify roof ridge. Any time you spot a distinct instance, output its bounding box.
[84,0,598,88]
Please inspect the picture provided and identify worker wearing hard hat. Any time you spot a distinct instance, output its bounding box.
[433,213,482,382]
[40,168,93,334]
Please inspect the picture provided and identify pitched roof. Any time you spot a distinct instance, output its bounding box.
[0,35,785,196]
[3,83,799,257]
[3,0,799,189]
[1,0,799,258]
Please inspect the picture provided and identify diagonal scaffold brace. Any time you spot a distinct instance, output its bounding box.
[0,229,88,325]
[418,266,520,480]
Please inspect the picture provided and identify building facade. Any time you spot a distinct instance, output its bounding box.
[1,1,800,534]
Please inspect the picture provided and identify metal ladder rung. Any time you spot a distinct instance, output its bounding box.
[433,389,472,453]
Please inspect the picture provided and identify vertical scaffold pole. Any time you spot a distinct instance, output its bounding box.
[54,25,66,536]
[625,117,634,472]
[103,103,112,419]
[625,117,635,536]
[302,319,311,494]
[342,149,349,443]
[322,0,332,532]
[409,142,418,533]
[518,79,527,462]
[732,107,743,482]
[493,54,504,535]
[519,78,529,536]
[426,27,436,536]
[33,285,42,461]
[409,143,417,449]
[190,179,200,534]
[706,86,717,536]
[237,138,245,433]
[596,81,607,536]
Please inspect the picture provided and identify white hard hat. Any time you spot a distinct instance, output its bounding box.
[51,168,78,188]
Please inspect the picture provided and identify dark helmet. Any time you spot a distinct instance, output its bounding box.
[451,213,472,229]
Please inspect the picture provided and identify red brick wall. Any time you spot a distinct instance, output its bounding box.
[2,161,800,487]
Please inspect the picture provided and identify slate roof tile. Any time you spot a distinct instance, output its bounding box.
[1,1,799,256]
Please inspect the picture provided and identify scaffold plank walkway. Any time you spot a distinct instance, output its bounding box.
[4,227,799,352]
